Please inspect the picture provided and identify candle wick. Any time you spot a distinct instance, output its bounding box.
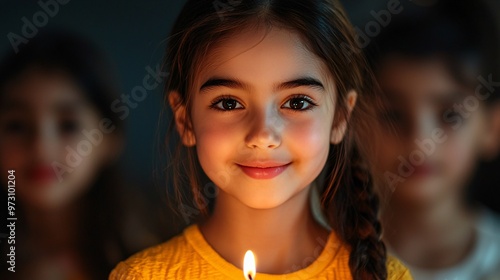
[248,275,253,280]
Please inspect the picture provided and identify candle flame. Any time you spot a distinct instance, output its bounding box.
[243,250,256,280]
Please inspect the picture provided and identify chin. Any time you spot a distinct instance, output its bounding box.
[237,194,290,210]
[394,179,447,204]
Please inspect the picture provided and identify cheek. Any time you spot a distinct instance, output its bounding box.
[66,143,102,182]
[49,122,109,204]
[0,141,28,189]
[377,135,404,167]
[371,127,408,177]
[0,140,28,170]
[286,117,331,170]
[194,118,241,179]
[441,121,481,177]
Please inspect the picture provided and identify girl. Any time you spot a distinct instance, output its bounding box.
[0,30,159,279]
[111,0,411,279]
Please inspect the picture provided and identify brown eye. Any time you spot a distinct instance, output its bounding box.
[210,97,243,111]
[290,98,305,109]
[282,95,316,111]
[59,119,81,135]
[222,99,237,110]
[3,120,29,135]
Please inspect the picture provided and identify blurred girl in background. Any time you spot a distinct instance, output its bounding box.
[0,30,158,279]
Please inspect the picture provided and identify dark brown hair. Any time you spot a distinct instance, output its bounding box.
[367,0,499,102]
[162,0,387,279]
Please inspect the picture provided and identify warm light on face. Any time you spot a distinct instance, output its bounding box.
[243,250,256,280]
[191,28,335,210]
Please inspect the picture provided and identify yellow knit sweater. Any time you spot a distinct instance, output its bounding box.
[110,224,412,279]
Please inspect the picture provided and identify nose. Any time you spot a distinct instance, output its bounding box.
[245,107,282,149]
[31,118,58,162]
[410,106,438,141]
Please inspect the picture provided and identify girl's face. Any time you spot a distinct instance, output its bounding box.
[375,57,490,206]
[0,69,115,210]
[176,27,350,209]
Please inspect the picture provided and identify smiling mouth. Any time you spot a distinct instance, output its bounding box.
[27,165,57,184]
[236,162,291,180]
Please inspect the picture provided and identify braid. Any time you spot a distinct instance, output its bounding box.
[325,144,387,280]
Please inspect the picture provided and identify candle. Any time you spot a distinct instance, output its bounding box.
[243,250,256,280]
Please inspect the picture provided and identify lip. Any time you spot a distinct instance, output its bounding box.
[411,163,438,178]
[27,165,57,184]
[236,161,291,180]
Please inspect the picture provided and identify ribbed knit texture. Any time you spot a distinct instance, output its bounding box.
[109,224,412,279]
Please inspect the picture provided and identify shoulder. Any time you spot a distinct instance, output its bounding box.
[387,255,413,280]
[109,228,194,280]
[475,208,500,262]
[472,209,500,276]
[477,207,500,234]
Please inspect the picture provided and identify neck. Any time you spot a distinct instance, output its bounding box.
[383,193,477,269]
[199,185,329,274]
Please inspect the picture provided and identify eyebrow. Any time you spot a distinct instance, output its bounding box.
[0,99,85,113]
[429,91,467,104]
[0,100,27,111]
[199,76,325,92]
[54,100,86,113]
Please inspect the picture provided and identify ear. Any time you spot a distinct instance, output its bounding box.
[330,90,357,144]
[480,102,500,160]
[168,91,196,147]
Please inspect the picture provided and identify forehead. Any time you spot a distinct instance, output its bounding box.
[377,56,466,102]
[195,26,334,91]
[1,69,86,113]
